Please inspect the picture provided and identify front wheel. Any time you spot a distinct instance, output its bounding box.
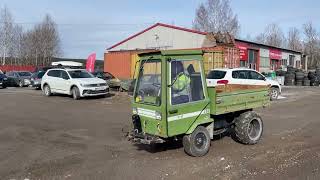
[72,87,80,100]
[233,111,263,145]
[270,87,279,101]
[183,126,211,157]
[19,81,24,87]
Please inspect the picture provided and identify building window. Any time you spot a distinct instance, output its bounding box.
[240,61,247,67]
[270,59,279,70]
[289,55,295,66]
[280,59,287,66]
[260,57,270,68]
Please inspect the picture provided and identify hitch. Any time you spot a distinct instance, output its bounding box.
[128,130,165,144]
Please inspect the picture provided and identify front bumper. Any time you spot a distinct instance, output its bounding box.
[81,86,109,97]
[128,115,165,144]
[0,80,8,87]
[128,131,165,144]
[31,80,41,87]
[24,79,31,86]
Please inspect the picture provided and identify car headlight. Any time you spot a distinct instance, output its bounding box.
[80,83,90,87]
[99,83,107,86]
[24,79,30,83]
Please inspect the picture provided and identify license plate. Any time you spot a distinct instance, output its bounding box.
[95,87,105,91]
[3,78,7,80]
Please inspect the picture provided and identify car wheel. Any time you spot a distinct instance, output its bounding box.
[72,86,80,100]
[43,85,52,96]
[233,111,263,145]
[183,126,211,157]
[19,81,24,87]
[270,87,279,101]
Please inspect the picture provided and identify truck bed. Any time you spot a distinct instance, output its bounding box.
[208,85,270,115]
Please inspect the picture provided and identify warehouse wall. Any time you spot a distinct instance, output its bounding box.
[108,26,206,51]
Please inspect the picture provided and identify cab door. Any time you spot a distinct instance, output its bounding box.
[167,59,210,137]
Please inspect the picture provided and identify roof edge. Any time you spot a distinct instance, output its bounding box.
[107,23,207,51]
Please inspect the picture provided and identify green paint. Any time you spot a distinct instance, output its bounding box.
[132,50,270,139]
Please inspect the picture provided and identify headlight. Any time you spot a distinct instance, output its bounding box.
[155,111,161,120]
[132,107,138,115]
[24,79,30,83]
[80,83,90,87]
[99,83,107,86]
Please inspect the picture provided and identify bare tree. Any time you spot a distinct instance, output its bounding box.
[287,27,302,51]
[9,24,23,65]
[19,14,62,66]
[255,23,285,47]
[193,0,240,36]
[303,22,320,67]
[0,6,14,65]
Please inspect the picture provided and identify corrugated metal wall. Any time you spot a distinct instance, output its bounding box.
[104,51,132,79]
[105,46,241,79]
[224,47,240,69]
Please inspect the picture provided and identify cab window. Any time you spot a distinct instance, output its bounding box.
[134,59,162,106]
[170,60,204,105]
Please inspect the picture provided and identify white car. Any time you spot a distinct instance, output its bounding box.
[41,68,109,100]
[206,68,281,101]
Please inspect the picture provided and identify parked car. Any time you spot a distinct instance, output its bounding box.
[92,71,121,89]
[6,71,32,87]
[0,73,9,88]
[31,71,46,89]
[206,68,281,101]
[41,68,109,100]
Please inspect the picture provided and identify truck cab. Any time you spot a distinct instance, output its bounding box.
[130,50,270,157]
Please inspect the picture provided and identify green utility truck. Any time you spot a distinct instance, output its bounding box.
[130,50,270,157]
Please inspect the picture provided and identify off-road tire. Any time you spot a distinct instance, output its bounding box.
[183,126,211,157]
[72,86,80,100]
[233,111,263,145]
[43,85,51,96]
[270,87,279,101]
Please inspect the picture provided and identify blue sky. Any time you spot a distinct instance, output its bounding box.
[1,0,320,59]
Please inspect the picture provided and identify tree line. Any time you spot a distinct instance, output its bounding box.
[0,6,61,66]
[193,0,320,68]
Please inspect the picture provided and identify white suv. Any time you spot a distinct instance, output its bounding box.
[206,68,281,101]
[41,68,109,100]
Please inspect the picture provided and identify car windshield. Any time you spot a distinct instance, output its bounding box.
[134,59,161,106]
[68,70,94,78]
[207,70,227,79]
[18,72,31,76]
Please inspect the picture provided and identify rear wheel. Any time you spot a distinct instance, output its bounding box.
[183,126,211,157]
[233,111,263,145]
[43,85,51,96]
[72,86,80,100]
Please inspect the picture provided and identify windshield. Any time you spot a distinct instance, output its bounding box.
[68,70,94,78]
[18,72,31,76]
[37,71,46,78]
[134,59,161,106]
